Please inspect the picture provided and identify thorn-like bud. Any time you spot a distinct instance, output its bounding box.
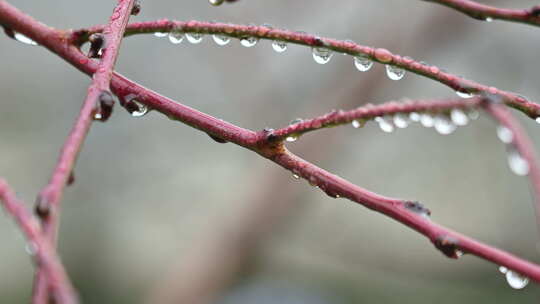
[35,195,51,218]
[67,171,75,186]
[96,91,115,122]
[433,235,462,259]
[88,33,105,58]
[131,0,141,15]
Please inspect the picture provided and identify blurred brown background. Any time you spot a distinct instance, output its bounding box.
[1,0,540,303]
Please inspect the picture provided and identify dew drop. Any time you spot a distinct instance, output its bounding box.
[456,90,473,98]
[536,117,540,124]
[123,94,149,117]
[154,32,168,38]
[409,112,421,122]
[420,114,435,128]
[385,65,405,80]
[508,149,530,176]
[499,266,508,274]
[393,114,409,129]
[168,32,184,44]
[292,173,300,179]
[505,270,529,289]
[130,102,148,117]
[240,36,258,47]
[434,115,456,135]
[209,0,224,6]
[14,33,37,45]
[93,112,102,120]
[450,109,469,126]
[455,250,464,258]
[354,54,373,72]
[186,33,203,44]
[286,135,298,142]
[375,117,394,133]
[351,119,364,129]
[485,17,493,22]
[272,40,287,53]
[496,126,513,144]
[312,47,333,64]
[212,34,230,46]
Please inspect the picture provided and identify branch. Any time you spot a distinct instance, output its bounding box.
[31,0,135,303]
[1,0,540,287]
[71,20,540,119]
[0,180,78,304]
[271,97,482,141]
[423,0,540,27]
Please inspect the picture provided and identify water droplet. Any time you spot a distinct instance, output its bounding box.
[375,117,394,133]
[209,0,224,6]
[456,90,473,98]
[496,126,513,144]
[508,149,530,176]
[123,94,149,117]
[14,33,37,45]
[420,114,434,128]
[450,109,469,126]
[409,112,421,122]
[351,119,365,129]
[485,17,493,22]
[536,117,540,124]
[25,242,38,255]
[93,112,102,120]
[286,135,298,142]
[312,48,333,64]
[272,40,287,53]
[468,109,480,120]
[292,173,300,179]
[354,54,373,72]
[240,36,258,47]
[154,32,168,38]
[455,250,464,258]
[434,115,456,135]
[385,65,405,80]
[168,32,184,44]
[505,270,529,289]
[186,33,203,44]
[212,34,230,46]
[393,114,409,129]
[499,266,508,274]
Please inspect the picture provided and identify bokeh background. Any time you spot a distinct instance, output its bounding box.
[1,0,540,303]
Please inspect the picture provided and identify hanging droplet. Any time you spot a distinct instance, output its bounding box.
[25,242,38,255]
[393,114,409,129]
[351,119,365,129]
[505,270,529,289]
[14,33,37,45]
[93,112,103,120]
[499,266,508,274]
[354,54,373,72]
[508,149,530,176]
[212,34,230,46]
[409,112,421,122]
[468,109,480,120]
[123,94,149,117]
[450,108,469,126]
[385,65,405,80]
[292,173,300,179]
[154,32,168,38]
[456,90,473,98]
[420,114,434,128]
[286,135,298,142]
[496,126,513,144]
[209,0,224,6]
[434,115,457,135]
[240,36,258,47]
[375,117,394,133]
[312,48,333,64]
[272,40,287,53]
[535,117,540,124]
[168,32,184,44]
[485,17,493,22]
[186,33,203,44]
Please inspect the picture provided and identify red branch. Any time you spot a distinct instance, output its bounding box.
[31,0,135,303]
[1,0,540,292]
[425,0,540,27]
[0,180,78,304]
[71,20,540,119]
[272,97,482,140]
[483,99,540,232]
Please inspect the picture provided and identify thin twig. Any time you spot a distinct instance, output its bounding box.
[31,0,135,303]
[423,0,540,27]
[0,180,78,304]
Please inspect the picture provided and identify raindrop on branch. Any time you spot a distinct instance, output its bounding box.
[385,65,405,80]
[186,33,203,44]
[351,119,365,129]
[393,114,409,129]
[209,0,224,6]
[272,40,287,53]
[456,90,473,98]
[507,149,529,176]
[286,135,298,142]
[168,32,184,44]
[420,114,435,128]
[14,33,37,45]
[240,36,258,47]
[154,32,168,38]
[212,34,230,46]
[312,48,333,64]
[450,109,469,126]
[496,126,513,144]
[375,117,394,133]
[434,115,456,135]
[499,267,529,289]
[409,112,421,122]
[354,54,373,72]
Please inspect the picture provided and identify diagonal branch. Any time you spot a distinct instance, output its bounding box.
[70,20,540,120]
[422,0,540,27]
[0,180,78,304]
[31,0,135,303]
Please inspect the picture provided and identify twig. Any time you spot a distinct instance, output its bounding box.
[0,180,78,304]
[71,20,540,119]
[31,0,135,303]
[423,0,540,27]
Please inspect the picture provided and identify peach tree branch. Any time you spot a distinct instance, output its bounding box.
[423,0,540,26]
[29,1,135,303]
[1,0,540,289]
[0,180,78,304]
[71,20,540,119]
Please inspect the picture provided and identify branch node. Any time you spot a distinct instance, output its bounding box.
[88,33,105,58]
[131,0,141,16]
[433,235,463,259]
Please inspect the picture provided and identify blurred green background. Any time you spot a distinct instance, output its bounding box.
[1,0,539,303]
